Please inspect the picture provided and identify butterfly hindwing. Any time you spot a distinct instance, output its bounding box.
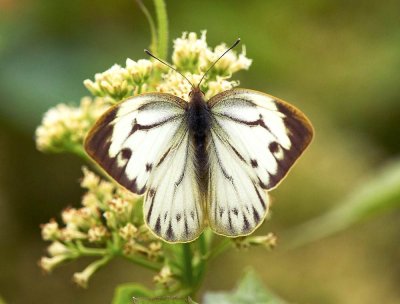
[144,128,204,242]
[207,88,313,236]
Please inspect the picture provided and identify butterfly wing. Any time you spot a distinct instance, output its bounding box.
[85,93,204,242]
[207,88,313,236]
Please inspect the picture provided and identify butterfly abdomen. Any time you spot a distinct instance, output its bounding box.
[188,90,211,190]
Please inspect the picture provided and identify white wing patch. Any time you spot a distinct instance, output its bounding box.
[207,88,313,236]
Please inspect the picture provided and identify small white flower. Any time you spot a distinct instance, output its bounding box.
[206,76,239,99]
[81,167,100,191]
[41,219,61,241]
[156,71,202,100]
[172,31,209,72]
[88,226,108,242]
[47,241,71,257]
[125,58,153,85]
[60,225,87,241]
[119,223,138,240]
[39,255,69,273]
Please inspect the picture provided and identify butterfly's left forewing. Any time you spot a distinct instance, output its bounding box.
[208,88,313,237]
[85,93,204,242]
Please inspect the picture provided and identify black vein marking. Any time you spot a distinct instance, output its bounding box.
[253,184,266,210]
[253,206,260,222]
[243,214,250,232]
[155,217,161,234]
[145,163,153,172]
[146,190,156,223]
[157,147,171,166]
[176,214,181,222]
[228,142,246,162]
[184,219,189,236]
[228,211,233,232]
[166,223,174,240]
[232,208,239,216]
[251,159,258,168]
[130,115,179,135]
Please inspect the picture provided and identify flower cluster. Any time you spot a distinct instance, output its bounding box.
[36,32,251,155]
[39,167,163,288]
[35,97,110,153]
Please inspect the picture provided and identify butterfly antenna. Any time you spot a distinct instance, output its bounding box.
[197,38,241,88]
[144,49,194,88]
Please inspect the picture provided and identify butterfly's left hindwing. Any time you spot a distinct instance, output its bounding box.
[207,88,313,237]
[85,94,204,242]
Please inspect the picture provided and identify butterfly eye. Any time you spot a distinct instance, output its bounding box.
[188,91,193,97]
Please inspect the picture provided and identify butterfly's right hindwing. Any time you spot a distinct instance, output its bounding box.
[85,93,204,242]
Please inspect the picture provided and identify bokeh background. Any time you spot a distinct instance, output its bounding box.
[1,0,400,303]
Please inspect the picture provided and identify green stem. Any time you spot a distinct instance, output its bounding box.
[122,254,163,272]
[192,234,208,296]
[207,238,232,262]
[76,242,108,256]
[153,0,168,60]
[181,243,194,286]
[136,0,158,54]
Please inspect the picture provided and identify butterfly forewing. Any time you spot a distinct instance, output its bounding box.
[207,88,313,236]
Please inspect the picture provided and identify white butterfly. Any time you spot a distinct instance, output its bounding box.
[85,40,313,243]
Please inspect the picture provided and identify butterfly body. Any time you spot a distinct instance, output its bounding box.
[187,88,212,192]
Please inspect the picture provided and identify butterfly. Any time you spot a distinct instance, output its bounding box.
[84,39,314,243]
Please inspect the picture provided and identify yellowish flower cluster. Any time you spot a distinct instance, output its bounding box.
[83,59,154,101]
[35,97,109,153]
[36,32,252,154]
[39,167,162,287]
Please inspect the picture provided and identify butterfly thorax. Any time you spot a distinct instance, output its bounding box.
[187,88,211,191]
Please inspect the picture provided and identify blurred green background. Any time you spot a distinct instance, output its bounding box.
[1,0,400,303]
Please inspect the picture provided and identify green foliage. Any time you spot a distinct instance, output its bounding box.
[112,283,153,304]
[286,159,400,248]
[203,270,287,304]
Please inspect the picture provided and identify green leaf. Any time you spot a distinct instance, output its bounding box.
[285,159,400,249]
[133,297,197,304]
[203,270,287,304]
[112,283,153,304]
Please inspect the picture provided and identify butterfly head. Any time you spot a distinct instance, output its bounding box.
[188,86,205,99]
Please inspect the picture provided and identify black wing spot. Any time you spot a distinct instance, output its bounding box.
[243,214,250,232]
[164,212,168,221]
[250,159,258,168]
[145,163,153,172]
[232,208,239,216]
[176,214,182,222]
[155,217,161,234]
[190,211,195,220]
[219,208,224,218]
[121,148,132,160]
[166,223,174,240]
[269,142,279,154]
[253,206,260,222]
